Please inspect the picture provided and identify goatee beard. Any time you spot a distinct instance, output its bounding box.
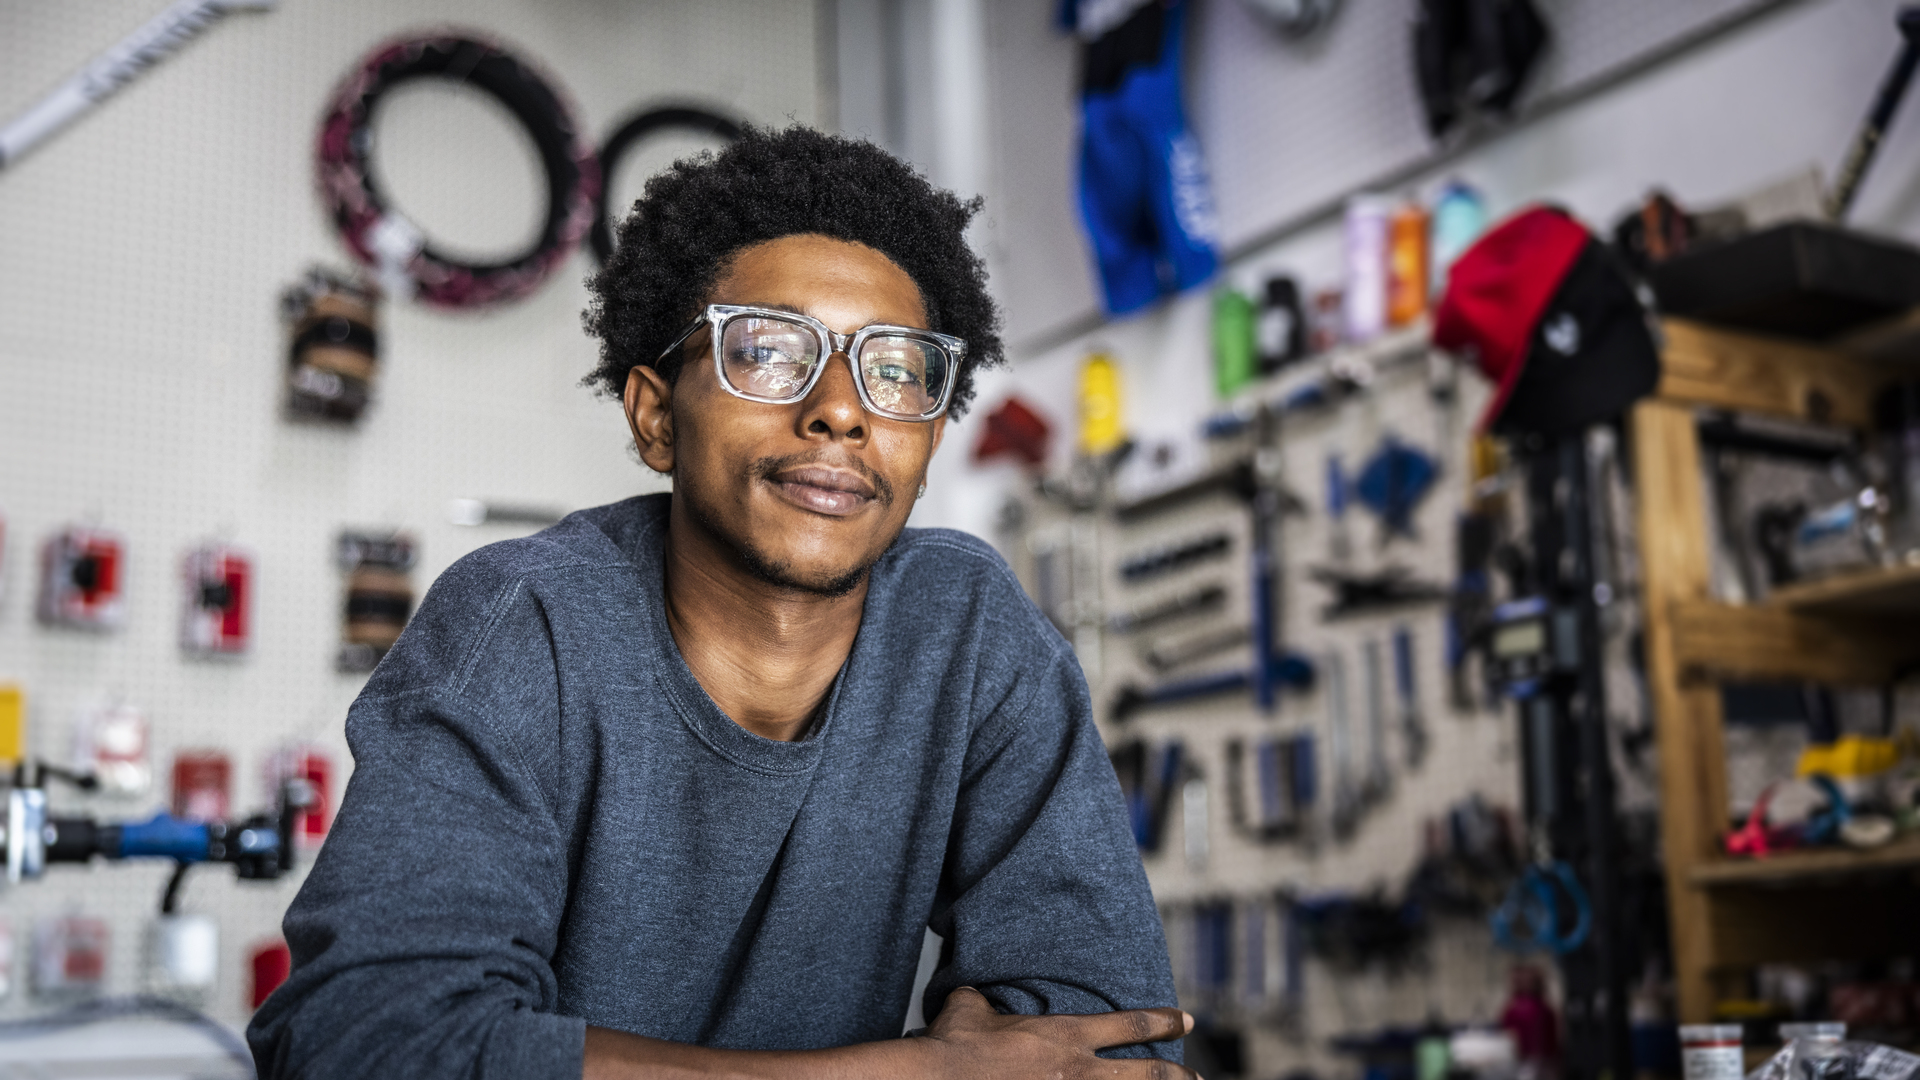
[677,452,895,598]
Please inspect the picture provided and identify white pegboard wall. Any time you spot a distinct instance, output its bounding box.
[0,0,821,1026]
[1105,346,1516,904]
[999,336,1533,1079]
[1196,0,1793,249]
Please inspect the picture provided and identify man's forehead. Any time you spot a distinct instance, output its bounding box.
[721,276,929,328]
[714,237,928,328]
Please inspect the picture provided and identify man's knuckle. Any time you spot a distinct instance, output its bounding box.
[1124,1009,1155,1042]
[1017,1019,1064,1055]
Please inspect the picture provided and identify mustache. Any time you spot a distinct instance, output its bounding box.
[751,451,895,506]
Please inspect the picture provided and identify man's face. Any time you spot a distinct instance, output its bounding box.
[625,233,946,596]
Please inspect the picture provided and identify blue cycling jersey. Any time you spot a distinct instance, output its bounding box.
[1066,0,1220,315]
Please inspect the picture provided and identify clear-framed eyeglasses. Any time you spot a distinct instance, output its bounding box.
[657,304,965,423]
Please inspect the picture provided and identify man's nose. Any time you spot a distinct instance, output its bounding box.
[799,352,868,442]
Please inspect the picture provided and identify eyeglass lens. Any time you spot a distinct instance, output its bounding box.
[719,315,948,418]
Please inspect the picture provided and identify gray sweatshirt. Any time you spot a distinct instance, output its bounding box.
[247,494,1178,1078]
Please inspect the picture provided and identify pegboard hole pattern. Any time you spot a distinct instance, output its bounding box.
[1001,348,1589,1079]
[0,0,820,1026]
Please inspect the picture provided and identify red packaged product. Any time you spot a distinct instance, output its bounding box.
[172,750,232,822]
[182,543,252,655]
[38,527,126,630]
[250,939,291,1009]
[269,745,334,844]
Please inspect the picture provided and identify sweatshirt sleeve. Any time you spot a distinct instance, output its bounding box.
[247,574,584,1079]
[923,648,1182,1063]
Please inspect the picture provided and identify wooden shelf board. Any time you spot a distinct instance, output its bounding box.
[1835,306,1920,365]
[1657,319,1886,429]
[1689,832,1920,887]
[1765,563,1920,616]
[1667,598,1919,685]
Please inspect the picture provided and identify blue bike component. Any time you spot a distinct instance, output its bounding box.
[1492,596,1550,622]
[1504,677,1545,701]
[237,824,281,857]
[1491,861,1593,954]
[1279,382,1328,413]
[113,814,211,862]
[1802,773,1851,846]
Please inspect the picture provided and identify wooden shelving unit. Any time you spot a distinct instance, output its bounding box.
[1630,318,1920,1021]
[1688,831,1920,888]
[1766,563,1920,616]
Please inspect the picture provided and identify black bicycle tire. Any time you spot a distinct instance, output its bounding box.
[317,33,600,309]
[589,105,743,265]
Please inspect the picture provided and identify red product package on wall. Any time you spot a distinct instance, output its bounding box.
[38,526,126,630]
[250,939,292,1009]
[74,699,151,796]
[171,750,232,822]
[268,745,333,845]
[181,543,251,655]
[33,916,108,997]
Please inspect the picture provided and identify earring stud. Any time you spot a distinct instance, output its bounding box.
[917,483,926,499]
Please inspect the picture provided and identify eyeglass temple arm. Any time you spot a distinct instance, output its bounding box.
[655,315,710,365]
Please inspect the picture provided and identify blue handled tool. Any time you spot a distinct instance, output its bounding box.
[1288,733,1318,814]
[6,760,315,909]
[1327,453,1352,563]
[1111,651,1315,723]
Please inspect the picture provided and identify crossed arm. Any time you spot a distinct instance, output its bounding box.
[581,988,1200,1080]
[250,586,1189,1079]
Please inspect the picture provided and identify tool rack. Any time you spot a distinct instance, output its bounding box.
[1630,318,1920,1023]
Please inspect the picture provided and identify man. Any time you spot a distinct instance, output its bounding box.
[248,126,1191,1079]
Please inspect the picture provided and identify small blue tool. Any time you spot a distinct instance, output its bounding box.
[1355,437,1439,538]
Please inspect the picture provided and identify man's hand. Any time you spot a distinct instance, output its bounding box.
[583,989,1198,1079]
[916,986,1199,1079]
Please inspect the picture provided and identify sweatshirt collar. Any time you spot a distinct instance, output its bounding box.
[623,495,836,777]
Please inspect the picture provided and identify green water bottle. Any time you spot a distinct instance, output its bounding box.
[1213,288,1256,399]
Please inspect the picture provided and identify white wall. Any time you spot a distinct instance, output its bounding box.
[0,0,820,1024]
[917,0,1920,542]
[970,0,1900,352]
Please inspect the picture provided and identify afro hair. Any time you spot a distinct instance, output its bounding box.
[582,125,1003,420]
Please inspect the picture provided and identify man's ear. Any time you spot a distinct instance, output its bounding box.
[623,365,676,475]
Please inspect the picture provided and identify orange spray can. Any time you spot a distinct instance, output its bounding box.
[1387,200,1431,327]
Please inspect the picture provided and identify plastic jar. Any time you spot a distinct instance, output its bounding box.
[1680,1024,1744,1080]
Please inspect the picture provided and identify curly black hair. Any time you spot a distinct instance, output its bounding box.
[582,125,1003,419]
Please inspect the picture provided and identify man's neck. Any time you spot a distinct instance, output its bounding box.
[660,498,869,743]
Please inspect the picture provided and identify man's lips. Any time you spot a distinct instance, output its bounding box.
[767,466,878,516]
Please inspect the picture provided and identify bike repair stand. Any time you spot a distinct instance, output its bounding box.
[1488,431,1633,1080]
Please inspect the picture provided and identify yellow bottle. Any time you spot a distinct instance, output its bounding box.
[1078,353,1126,456]
[0,683,24,765]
